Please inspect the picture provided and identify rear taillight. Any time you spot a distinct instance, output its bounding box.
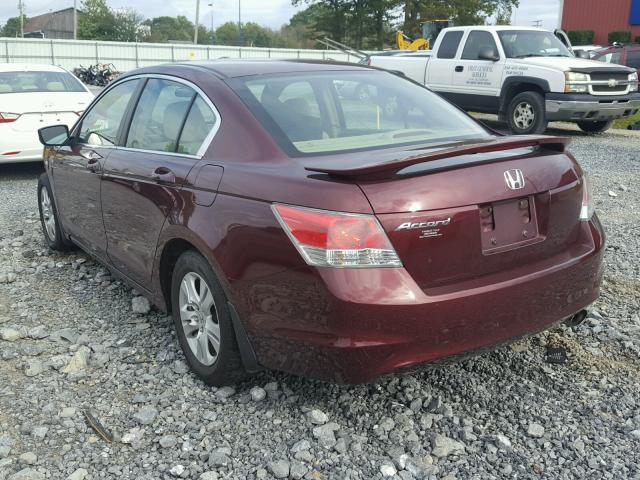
[0,113,20,123]
[579,175,595,221]
[272,204,402,268]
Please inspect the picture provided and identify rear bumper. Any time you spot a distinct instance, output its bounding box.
[545,92,640,121]
[243,218,605,383]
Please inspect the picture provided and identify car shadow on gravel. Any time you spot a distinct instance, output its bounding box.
[0,162,44,181]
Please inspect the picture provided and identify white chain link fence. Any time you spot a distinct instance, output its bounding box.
[0,37,359,72]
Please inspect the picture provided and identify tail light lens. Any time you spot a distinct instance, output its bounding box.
[579,175,595,221]
[0,113,20,123]
[272,204,402,268]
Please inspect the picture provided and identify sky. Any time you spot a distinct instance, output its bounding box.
[0,0,562,31]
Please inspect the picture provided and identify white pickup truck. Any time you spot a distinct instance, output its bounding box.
[369,26,640,134]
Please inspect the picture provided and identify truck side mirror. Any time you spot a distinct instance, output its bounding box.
[574,49,590,59]
[478,47,499,61]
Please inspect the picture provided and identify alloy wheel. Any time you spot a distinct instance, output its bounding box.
[178,272,220,366]
[513,101,535,130]
[40,187,56,241]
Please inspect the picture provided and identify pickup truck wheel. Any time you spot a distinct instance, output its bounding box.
[577,120,613,134]
[507,92,548,135]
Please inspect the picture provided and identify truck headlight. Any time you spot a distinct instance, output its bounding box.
[630,72,638,92]
[564,71,589,93]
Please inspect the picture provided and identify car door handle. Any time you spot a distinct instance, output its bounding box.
[151,167,176,184]
[455,66,464,72]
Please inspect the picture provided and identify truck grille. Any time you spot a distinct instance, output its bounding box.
[590,72,630,94]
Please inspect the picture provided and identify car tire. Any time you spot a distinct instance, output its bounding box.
[506,91,548,135]
[577,120,613,134]
[37,173,74,251]
[170,250,247,386]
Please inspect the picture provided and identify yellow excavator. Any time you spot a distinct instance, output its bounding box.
[396,20,451,50]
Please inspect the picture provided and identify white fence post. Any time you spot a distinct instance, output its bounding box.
[4,40,9,63]
[50,40,55,64]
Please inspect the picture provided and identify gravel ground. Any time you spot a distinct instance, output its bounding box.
[0,126,639,480]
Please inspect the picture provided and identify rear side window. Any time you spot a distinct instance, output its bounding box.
[628,50,640,69]
[78,79,139,146]
[126,79,195,153]
[437,31,464,59]
[0,70,84,94]
[461,31,499,60]
[178,96,217,155]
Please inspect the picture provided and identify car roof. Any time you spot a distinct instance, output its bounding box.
[0,63,67,73]
[167,59,368,79]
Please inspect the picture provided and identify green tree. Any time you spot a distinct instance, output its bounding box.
[1,15,28,38]
[142,16,195,43]
[78,0,117,40]
[113,8,144,42]
[214,22,240,45]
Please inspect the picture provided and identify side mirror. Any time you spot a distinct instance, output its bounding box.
[574,49,590,59]
[38,125,70,146]
[478,47,500,61]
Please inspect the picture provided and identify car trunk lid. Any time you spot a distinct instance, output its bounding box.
[305,136,584,292]
[1,92,92,132]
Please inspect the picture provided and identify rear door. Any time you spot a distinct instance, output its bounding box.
[50,78,140,257]
[101,76,219,289]
[426,30,464,93]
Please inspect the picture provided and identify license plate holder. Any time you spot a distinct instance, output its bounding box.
[480,196,540,253]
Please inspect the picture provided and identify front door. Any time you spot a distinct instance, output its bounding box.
[50,79,140,257]
[451,30,504,111]
[101,77,218,289]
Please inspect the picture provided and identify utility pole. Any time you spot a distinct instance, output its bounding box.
[194,0,200,44]
[73,0,77,40]
[18,0,24,38]
[532,19,543,28]
[237,0,242,46]
[208,2,214,45]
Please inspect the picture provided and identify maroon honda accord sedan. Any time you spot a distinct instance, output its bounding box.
[36,60,604,385]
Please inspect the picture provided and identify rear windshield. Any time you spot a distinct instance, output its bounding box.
[0,70,85,94]
[228,70,490,156]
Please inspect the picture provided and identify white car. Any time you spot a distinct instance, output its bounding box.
[0,64,94,163]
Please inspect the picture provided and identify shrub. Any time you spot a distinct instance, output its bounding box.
[635,36,640,44]
[608,30,631,44]
[567,30,594,45]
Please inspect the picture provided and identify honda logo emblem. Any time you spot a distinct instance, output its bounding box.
[504,169,525,190]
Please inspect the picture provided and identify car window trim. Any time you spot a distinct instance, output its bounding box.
[72,73,222,160]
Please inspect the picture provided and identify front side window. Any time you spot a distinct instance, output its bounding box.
[126,79,195,153]
[498,30,573,58]
[462,31,499,60]
[437,31,464,59]
[78,79,139,146]
[230,70,490,156]
[0,70,85,94]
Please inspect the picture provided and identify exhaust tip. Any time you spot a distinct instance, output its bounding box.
[564,309,588,327]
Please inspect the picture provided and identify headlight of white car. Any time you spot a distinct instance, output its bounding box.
[630,72,638,92]
[564,71,589,93]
